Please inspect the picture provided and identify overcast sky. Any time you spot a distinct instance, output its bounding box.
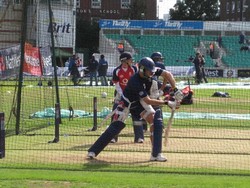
[158,0,176,19]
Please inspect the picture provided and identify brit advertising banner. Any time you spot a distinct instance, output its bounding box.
[38,8,75,48]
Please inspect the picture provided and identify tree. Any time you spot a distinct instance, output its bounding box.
[128,0,146,20]
[75,19,99,64]
[169,0,220,21]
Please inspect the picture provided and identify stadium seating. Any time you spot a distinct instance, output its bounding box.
[104,34,250,68]
[221,36,250,68]
[105,34,198,66]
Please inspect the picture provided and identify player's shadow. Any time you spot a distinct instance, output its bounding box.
[83,157,152,171]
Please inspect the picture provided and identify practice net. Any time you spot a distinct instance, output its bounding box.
[0,0,250,176]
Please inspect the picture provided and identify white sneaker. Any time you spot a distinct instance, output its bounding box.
[110,139,116,143]
[87,152,96,159]
[150,153,167,162]
[137,138,144,143]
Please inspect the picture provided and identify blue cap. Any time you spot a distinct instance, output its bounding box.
[120,52,132,61]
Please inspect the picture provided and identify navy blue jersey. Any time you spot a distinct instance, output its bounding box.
[122,68,163,108]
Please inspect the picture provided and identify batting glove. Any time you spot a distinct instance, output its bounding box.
[173,88,184,102]
[165,100,180,110]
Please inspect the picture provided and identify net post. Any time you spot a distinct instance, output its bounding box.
[48,103,60,143]
[54,103,60,142]
[90,97,97,131]
[0,112,5,159]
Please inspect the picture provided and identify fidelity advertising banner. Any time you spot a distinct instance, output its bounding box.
[99,19,203,30]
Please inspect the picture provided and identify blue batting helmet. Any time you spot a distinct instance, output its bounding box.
[139,57,156,73]
[150,52,164,61]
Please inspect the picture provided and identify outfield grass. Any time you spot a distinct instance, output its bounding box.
[0,168,250,188]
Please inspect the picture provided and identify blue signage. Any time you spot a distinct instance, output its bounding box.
[99,20,203,30]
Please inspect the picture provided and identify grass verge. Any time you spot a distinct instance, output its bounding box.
[1,168,250,188]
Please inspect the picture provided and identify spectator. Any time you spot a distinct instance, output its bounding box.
[88,55,99,86]
[209,43,214,58]
[200,55,208,83]
[98,54,108,86]
[117,41,124,53]
[240,45,250,52]
[239,32,245,44]
[193,52,203,84]
[68,54,80,86]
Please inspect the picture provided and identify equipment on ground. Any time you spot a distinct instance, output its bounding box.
[212,91,230,98]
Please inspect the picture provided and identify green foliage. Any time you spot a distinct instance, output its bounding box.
[169,0,220,21]
[75,19,99,58]
[128,0,147,20]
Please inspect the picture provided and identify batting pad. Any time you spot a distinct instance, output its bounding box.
[88,121,125,156]
[152,109,163,157]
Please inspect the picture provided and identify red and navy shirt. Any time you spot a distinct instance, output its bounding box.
[112,65,138,91]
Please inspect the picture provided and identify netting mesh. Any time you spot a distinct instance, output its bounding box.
[0,0,250,176]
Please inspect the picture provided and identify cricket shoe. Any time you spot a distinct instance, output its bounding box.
[110,138,117,143]
[135,138,144,143]
[150,153,167,162]
[87,152,96,159]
